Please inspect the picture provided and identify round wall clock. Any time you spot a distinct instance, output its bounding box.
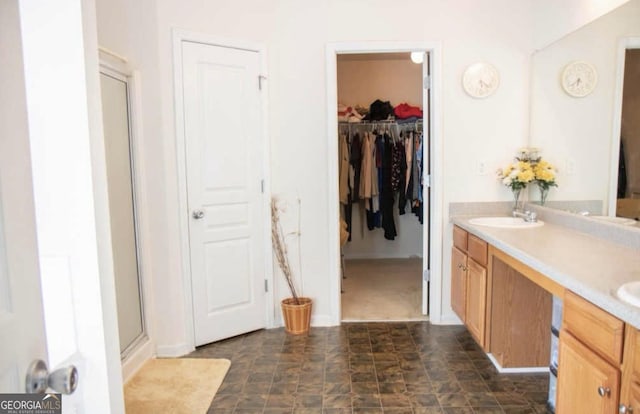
[462,62,500,98]
[561,61,598,97]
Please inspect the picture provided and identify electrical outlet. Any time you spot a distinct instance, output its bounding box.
[566,158,576,175]
[477,160,487,176]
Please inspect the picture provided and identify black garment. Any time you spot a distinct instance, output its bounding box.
[365,99,394,121]
[366,199,376,231]
[344,194,353,241]
[397,141,408,215]
[381,134,397,240]
[391,141,402,192]
[618,139,627,199]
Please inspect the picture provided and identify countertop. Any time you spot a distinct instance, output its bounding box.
[452,216,640,329]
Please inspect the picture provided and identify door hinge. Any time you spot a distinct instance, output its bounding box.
[261,179,265,193]
[423,75,431,90]
[258,75,267,90]
[264,279,268,292]
[423,269,430,282]
[424,174,431,188]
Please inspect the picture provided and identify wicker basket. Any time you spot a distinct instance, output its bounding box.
[281,297,312,335]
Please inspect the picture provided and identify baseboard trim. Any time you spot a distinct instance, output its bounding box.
[156,342,193,358]
[341,317,429,323]
[431,313,463,325]
[343,253,424,260]
[311,314,336,327]
[121,338,155,382]
[487,353,549,374]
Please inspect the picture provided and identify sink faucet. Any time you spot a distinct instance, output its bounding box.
[512,209,538,223]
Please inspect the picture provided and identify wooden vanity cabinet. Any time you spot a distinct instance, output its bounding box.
[451,226,488,349]
[620,326,640,413]
[557,291,624,414]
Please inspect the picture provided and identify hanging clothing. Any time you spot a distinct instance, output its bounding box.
[359,132,379,204]
[350,133,362,201]
[381,133,397,240]
[338,133,350,205]
[404,133,413,194]
[338,120,423,244]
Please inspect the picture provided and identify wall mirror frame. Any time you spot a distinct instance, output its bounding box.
[529,0,640,222]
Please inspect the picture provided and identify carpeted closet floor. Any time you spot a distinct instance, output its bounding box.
[341,258,427,321]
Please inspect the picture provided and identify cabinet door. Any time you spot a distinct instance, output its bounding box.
[620,382,640,414]
[466,258,487,347]
[621,327,640,412]
[557,330,620,414]
[451,247,467,322]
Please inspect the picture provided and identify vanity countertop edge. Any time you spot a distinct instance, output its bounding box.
[451,216,640,329]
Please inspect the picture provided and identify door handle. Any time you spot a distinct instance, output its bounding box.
[26,359,78,394]
[192,210,205,219]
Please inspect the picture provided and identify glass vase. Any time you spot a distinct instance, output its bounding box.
[539,186,549,206]
[512,188,522,210]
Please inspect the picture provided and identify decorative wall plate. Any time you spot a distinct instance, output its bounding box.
[561,61,598,97]
[462,62,500,98]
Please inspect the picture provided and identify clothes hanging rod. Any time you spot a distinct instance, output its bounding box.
[338,120,423,126]
[98,46,128,63]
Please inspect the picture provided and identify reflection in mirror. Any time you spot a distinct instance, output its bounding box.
[618,49,640,220]
[529,0,640,219]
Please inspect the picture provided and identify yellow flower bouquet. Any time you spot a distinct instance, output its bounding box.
[497,160,535,191]
[497,159,535,209]
[533,159,558,205]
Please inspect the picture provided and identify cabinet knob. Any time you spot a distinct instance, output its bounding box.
[619,404,634,413]
[598,386,611,397]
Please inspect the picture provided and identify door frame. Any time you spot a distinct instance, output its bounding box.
[99,57,156,380]
[325,41,444,324]
[172,30,273,350]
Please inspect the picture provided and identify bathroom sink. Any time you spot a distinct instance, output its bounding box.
[617,282,640,308]
[468,216,544,229]
[590,216,637,226]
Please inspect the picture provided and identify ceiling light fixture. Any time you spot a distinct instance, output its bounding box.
[410,51,424,64]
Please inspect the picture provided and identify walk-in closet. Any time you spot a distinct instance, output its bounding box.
[337,52,430,321]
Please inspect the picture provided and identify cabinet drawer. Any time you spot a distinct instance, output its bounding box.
[468,234,488,267]
[563,290,624,364]
[453,226,468,251]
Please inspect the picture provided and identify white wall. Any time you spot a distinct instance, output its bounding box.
[337,54,423,108]
[530,0,640,208]
[532,0,631,50]
[94,0,640,353]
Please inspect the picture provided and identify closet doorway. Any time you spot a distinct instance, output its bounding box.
[330,48,436,322]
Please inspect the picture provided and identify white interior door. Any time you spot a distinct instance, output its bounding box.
[181,40,267,346]
[0,0,48,393]
[6,0,125,411]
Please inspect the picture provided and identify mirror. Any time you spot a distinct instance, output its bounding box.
[529,0,640,220]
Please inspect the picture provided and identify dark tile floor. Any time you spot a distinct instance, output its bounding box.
[190,322,551,414]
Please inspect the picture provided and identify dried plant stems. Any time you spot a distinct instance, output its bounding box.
[271,198,300,305]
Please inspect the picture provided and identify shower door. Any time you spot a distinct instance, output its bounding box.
[100,68,145,357]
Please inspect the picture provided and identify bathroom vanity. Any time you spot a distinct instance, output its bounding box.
[451,214,640,413]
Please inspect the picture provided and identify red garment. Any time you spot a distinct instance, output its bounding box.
[393,103,423,119]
